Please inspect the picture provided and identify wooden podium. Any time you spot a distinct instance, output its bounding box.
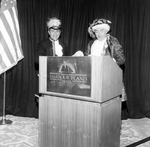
[39,56,122,147]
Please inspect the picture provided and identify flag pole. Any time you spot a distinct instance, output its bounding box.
[0,72,12,125]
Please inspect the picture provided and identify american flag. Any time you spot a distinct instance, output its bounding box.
[0,0,24,74]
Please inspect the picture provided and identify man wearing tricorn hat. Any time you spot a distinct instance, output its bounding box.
[35,17,67,66]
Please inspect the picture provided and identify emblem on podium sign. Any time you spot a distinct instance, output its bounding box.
[47,57,91,97]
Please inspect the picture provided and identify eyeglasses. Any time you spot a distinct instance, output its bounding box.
[49,29,61,33]
[93,29,108,34]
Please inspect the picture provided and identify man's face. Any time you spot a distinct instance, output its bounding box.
[48,28,61,41]
[94,28,108,41]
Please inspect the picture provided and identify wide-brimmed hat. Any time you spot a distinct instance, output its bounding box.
[47,17,61,30]
[88,19,111,38]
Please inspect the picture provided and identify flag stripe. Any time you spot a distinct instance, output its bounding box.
[4,8,21,59]
[0,41,19,73]
[0,45,7,70]
[0,44,17,72]
[0,17,17,61]
[0,45,8,72]
[2,13,19,61]
[0,32,16,64]
[8,7,23,59]
[12,6,22,47]
[0,43,12,69]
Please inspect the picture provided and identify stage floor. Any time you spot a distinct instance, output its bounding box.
[0,115,150,147]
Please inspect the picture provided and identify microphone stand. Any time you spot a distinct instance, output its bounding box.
[0,72,12,125]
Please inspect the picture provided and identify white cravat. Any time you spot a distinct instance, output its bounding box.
[91,38,107,56]
[53,40,63,56]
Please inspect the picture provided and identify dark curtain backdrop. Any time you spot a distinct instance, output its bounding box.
[0,0,150,118]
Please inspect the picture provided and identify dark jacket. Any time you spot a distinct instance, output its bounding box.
[34,38,67,70]
[35,38,67,64]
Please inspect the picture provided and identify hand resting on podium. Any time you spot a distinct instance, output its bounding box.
[72,50,84,56]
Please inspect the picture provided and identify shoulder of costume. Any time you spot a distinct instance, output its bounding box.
[38,38,53,48]
[109,35,117,40]
[38,38,51,43]
[108,35,119,42]
[39,38,52,44]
